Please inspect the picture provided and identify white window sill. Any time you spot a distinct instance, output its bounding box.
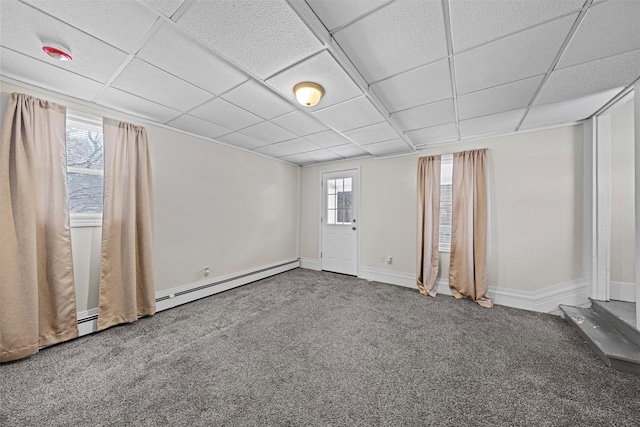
[70,214,102,228]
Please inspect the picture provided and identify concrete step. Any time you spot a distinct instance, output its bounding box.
[590,299,640,348]
[560,305,640,375]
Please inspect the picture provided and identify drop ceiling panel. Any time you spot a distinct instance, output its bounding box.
[312,97,384,132]
[166,115,232,139]
[176,0,323,79]
[333,0,447,83]
[344,122,400,145]
[238,121,296,144]
[455,14,576,95]
[459,109,525,138]
[254,144,293,158]
[306,0,391,32]
[279,152,316,165]
[216,132,266,150]
[557,0,640,69]
[449,0,584,52]
[406,123,459,146]
[266,50,363,111]
[458,75,544,120]
[97,88,181,123]
[271,110,328,136]
[23,0,159,53]
[304,149,343,162]
[362,138,409,156]
[522,88,622,129]
[141,0,185,18]
[0,0,128,83]
[190,98,262,131]
[222,79,295,120]
[305,129,352,148]
[535,49,640,105]
[0,47,104,101]
[391,98,456,132]
[137,23,247,96]
[371,59,452,113]
[273,137,321,154]
[112,59,213,112]
[329,143,369,157]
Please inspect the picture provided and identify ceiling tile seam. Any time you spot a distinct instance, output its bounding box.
[442,0,461,142]
[169,0,194,21]
[390,97,455,116]
[300,154,371,168]
[90,55,136,103]
[451,6,589,56]
[262,48,328,82]
[553,47,640,73]
[367,55,450,87]
[359,136,407,147]
[591,76,640,118]
[515,0,594,131]
[327,0,397,36]
[285,0,416,151]
[456,74,546,98]
[404,121,457,134]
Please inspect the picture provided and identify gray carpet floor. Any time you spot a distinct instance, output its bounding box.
[1,268,639,426]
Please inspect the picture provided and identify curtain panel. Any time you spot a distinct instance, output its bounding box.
[449,149,492,308]
[98,119,156,330]
[416,155,441,297]
[0,93,78,362]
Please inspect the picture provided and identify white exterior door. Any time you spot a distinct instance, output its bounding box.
[321,169,358,276]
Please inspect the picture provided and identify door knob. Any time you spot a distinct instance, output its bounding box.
[352,226,357,231]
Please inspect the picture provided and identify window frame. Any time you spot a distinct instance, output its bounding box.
[439,154,453,252]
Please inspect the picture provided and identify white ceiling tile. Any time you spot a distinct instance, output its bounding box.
[305,129,352,148]
[190,98,262,131]
[304,149,343,162]
[279,152,316,165]
[140,0,185,18]
[177,0,323,79]
[137,23,247,95]
[216,132,266,150]
[333,0,447,82]
[391,99,455,132]
[406,123,459,146]
[266,50,363,111]
[455,14,576,94]
[362,138,410,156]
[344,122,400,145]
[329,143,369,157]
[459,109,525,138]
[312,97,384,132]
[536,49,640,105]
[273,137,321,154]
[458,75,544,120]
[557,0,640,69]
[449,0,584,52]
[0,0,128,83]
[22,0,159,53]
[253,144,293,158]
[97,88,181,123]
[371,59,452,113]
[522,88,621,129]
[306,0,391,31]
[238,121,297,144]
[166,115,232,139]
[112,59,213,112]
[0,47,104,101]
[222,79,295,120]
[271,110,329,136]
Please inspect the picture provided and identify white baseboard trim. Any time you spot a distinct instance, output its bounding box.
[76,258,300,337]
[300,258,321,271]
[611,281,636,302]
[359,265,589,314]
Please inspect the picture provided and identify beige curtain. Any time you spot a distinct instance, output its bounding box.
[416,155,441,297]
[0,93,78,362]
[449,149,492,308]
[98,119,156,330]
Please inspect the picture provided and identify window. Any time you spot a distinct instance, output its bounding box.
[327,177,352,224]
[66,111,104,226]
[439,154,453,252]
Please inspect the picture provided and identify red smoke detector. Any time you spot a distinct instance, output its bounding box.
[42,45,72,61]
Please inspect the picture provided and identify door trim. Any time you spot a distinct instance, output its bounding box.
[318,166,361,277]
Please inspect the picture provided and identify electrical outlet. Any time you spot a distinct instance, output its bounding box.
[380,255,385,262]
[203,266,210,277]
[387,256,393,265]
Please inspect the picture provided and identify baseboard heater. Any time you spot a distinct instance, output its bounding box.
[78,259,300,325]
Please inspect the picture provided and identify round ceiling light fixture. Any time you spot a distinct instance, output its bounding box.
[42,44,72,61]
[293,82,324,107]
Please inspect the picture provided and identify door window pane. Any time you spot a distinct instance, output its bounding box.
[326,177,353,225]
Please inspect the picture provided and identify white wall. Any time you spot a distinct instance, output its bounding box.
[1,81,300,312]
[300,125,584,294]
[610,100,635,285]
